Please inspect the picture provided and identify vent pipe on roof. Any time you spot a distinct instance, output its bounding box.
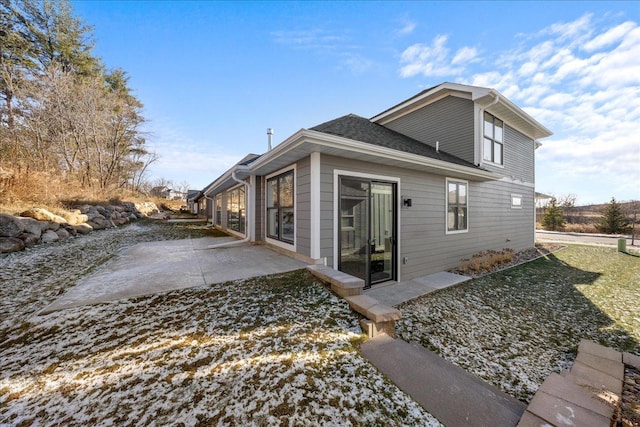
[436,140,439,153]
[267,128,274,151]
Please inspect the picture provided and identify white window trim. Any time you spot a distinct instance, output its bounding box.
[310,152,321,260]
[332,169,402,281]
[445,178,469,235]
[480,111,505,169]
[511,193,523,209]
[265,164,297,251]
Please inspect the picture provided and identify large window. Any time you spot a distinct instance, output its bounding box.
[267,170,294,244]
[483,112,504,165]
[215,194,222,225]
[227,186,245,234]
[447,179,468,232]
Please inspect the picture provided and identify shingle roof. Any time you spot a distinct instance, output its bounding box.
[310,114,479,169]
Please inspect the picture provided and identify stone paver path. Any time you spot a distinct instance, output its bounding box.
[362,334,526,427]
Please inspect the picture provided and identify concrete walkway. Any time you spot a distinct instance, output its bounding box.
[364,271,470,306]
[40,237,306,313]
[361,334,527,427]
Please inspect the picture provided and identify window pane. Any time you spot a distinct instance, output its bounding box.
[458,207,467,230]
[494,119,503,142]
[458,183,467,205]
[484,112,493,137]
[495,142,503,165]
[267,208,278,238]
[267,178,278,208]
[448,182,457,205]
[281,208,294,242]
[483,138,493,161]
[280,172,294,207]
[238,187,245,211]
[448,207,456,231]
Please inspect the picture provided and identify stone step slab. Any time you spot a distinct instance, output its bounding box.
[516,411,553,426]
[345,294,401,323]
[570,361,623,397]
[578,339,622,362]
[623,352,640,370]
[576,351,624,380]
[525,391,611,427]
[538,373,615,419]
[306,265,364,297]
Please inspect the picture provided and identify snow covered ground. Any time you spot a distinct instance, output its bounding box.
[397,245,640,403]
[0,222,441,426]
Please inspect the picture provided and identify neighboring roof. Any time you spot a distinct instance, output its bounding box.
[535,192,553,200]
[238,153,261,166]
[310,114,479,169]
[371,82,553,140]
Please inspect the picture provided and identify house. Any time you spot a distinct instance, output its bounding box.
[201,82,552,288]
[186,190,200,213]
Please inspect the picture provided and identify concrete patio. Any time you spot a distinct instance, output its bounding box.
[40,236,306,313]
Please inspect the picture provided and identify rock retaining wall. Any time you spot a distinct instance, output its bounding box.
[0,202,160,254]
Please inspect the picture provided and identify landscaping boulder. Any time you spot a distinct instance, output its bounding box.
[21,208,67,224]
[0,236,25,253]
[56,228,70,240]
[88,216,111,230]
[85,209,104,221]
[45,221,60,232]
[74,223,93,234]
[41,230,60,243]
[60,209,89,226]
[20,232,40,247]
[134,201,159,217]
[0,214,22,237]
[63,225,77,236]
[14,216,45,237]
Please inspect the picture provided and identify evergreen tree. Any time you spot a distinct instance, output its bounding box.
[541,198,566,231]
[596,197,631,234]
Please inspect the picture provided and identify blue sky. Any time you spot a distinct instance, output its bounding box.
[72,1,640,205]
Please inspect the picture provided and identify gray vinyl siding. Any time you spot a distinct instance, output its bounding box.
[296,157,311,257]
[482,123,535,183]
[383,96,475,164]
[320,154,534,280]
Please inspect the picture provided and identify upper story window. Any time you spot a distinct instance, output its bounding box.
[267,170,294,244]
[483,112,504,165]
[447,179,468,233]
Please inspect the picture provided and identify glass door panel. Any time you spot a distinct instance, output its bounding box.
[339,178,369,281]
[370,182,394,284]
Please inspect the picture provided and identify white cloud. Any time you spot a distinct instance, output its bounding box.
[451,46,478,65]
[422,13,640,202]
[270,29,347,51]
[399,35,477,77]
[396,18,416,36]
[582,21,636,51]
[340,53,374,75]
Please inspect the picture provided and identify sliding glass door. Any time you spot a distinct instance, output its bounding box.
[339,177,396,288]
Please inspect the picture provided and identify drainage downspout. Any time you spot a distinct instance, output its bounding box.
[203,171,251,250]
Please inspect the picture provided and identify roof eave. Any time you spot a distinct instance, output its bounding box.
[249,129,502,182]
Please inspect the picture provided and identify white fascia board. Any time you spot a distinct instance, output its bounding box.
[371,82,490,123]
[488,89,553,138]
[202,165,250,196]
[245,128,502,181]
[301,130,502,181]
